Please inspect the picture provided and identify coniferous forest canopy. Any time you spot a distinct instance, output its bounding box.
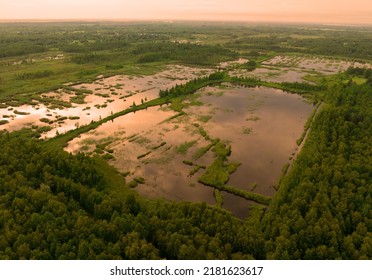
[0,22,371,260]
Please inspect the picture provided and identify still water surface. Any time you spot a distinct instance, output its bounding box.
[66,85,313,218]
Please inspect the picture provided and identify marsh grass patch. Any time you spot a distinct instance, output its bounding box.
[176,140,197,155]
[246,115,260,121]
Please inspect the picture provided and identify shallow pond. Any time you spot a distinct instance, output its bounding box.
[184,85,313,217]
[65,105,216,205]
[66,84,313,218]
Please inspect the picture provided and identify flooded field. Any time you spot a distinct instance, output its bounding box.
[65,84,313,217]
[231,55,371,83]
[66,105,216,205]
[2,56,365,137]
[190,86,312,194]
[0,65,212,137]
[185,85,313,216]
[0,58,335,217]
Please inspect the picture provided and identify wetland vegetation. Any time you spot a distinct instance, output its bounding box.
[0,22,371,260]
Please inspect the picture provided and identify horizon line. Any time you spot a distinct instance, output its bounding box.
[0,18,371,27]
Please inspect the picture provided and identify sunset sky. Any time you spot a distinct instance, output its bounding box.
[0,0,371,24]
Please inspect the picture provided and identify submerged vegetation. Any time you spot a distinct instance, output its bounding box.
[176,140,197,155]
[0,21,371,260]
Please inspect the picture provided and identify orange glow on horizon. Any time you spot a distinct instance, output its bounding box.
[0,0,371,25]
